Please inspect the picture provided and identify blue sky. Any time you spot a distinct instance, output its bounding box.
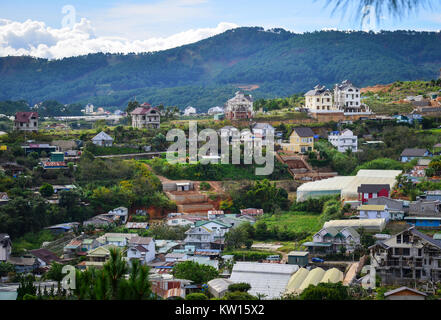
[0,0,440,58]
[2,0,441,37]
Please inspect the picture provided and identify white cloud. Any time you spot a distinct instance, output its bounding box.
[0,18,238,59]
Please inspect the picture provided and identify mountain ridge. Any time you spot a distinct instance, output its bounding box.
[0,27,440,112]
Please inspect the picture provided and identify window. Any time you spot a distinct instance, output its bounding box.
[397,234,402,244]
[403,248,410,256]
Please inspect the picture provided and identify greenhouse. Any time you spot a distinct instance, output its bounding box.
[285,267,344,295]
[296,170,402,202]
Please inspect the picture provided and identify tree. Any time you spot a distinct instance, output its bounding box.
[228,283,251,293]
[224,226,250,250]
[103,248,128,300]
[16,274,37,300]
[0,262,14,277]
[45,262,64,284]
[39,183,54,197]
[172,261,219,284]
[299,282,350,300]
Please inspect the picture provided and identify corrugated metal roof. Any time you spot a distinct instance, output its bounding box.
[229,262,298,299]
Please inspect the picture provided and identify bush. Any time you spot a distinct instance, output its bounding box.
[228,283,251,293]
[39,183,54,197]
[199,182,211,191]
[186,293,208,300]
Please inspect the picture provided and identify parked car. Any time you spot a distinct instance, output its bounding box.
[311,257,324,263]
[266,255,280,261]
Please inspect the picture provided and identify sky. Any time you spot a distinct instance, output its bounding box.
[0,0,440,59]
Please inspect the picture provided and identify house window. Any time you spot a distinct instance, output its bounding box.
[403,248,410,256]
[397,234,402,244]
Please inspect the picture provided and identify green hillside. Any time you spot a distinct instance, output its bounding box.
[0,27,440,112]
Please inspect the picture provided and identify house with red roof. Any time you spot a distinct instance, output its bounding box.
[131,105,160,129]
[14,112,39,132]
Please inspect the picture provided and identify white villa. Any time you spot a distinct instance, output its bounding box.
[183,106,197,116]
[92,131,114,147]
[328,129,358,152]
[224,91,254,120]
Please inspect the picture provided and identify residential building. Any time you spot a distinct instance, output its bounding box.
[0,234,12,262]
[207,106,224,115]
[303,226,360,255]
[166,217,196,228]
[81,239,100,252]
[91,131,114,147]
[131,107,160,129]
[127,236,155,265]
[107,207,129,223]
[14,112,38,132]
[194,220,231,238]
[357,204,390,222]
[84,103,94,114]
[63,239,84,258]
[83,214,114,228]
[367,197,406,220]
[224,91,254,120]
[207,210,225,220]
[183,106,197,116]
[252,123,275,146]
[8,256,39,273]
[420,190,441,201]
[125,222,149,230]
[240,208,264,217]
[83,245,117,269]
[282,127,315,153]
[304,85,335,112]
[184,226,216,250]
[404,199,441,227]
[29,248,61,267]
[400,148,431,162]
[0,192,9,206]
[357,184,390,203]
[333,80,361,110]
[370,227,441,284]
[384,287,427,300]
[328,129,358,152]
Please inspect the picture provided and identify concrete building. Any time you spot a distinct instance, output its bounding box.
[131,107,160,129]
[370,227,441,284]
[305,85,335,112]
[400,148,431,163]
[334,80,361,110]
[14,112,38,132]
[357,204,390,222]
[224,91,254,120]
[183,106,197,116]
[328,129,358,152]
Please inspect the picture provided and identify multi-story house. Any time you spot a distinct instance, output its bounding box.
[184,226,218,250]
[282,127,315,153]
[224,91,254,120]
[328,129,358,152]
[302,226,360,255]
[127,236,155,265]
[333,80,361,110]
[304,85,335,112]
[370,227,441,284]
[131,107,160,129]
[183,106,197,116]
[0,234,12,262]
[357,204,391,222]
[14,112,38,132]
[367,197,406,220]
[252,123,275,146]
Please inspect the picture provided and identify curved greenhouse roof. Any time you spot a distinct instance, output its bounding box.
[323,218,386,232]
[286,267,344,295]
[296,170,402,202]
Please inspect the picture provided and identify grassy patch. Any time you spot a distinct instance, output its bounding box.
[259,212,322,234]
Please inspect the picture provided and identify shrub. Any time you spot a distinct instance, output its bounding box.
[186,293,208,300]
[199,182,211,191]
[228,283,251,293]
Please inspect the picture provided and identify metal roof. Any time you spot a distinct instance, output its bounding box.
[229,262,299,299]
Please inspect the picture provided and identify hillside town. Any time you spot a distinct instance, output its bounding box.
[1,76,441,302]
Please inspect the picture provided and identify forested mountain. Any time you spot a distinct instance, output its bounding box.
[0,27,440,112]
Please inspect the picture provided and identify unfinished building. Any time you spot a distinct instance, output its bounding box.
[370,227,441,285]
